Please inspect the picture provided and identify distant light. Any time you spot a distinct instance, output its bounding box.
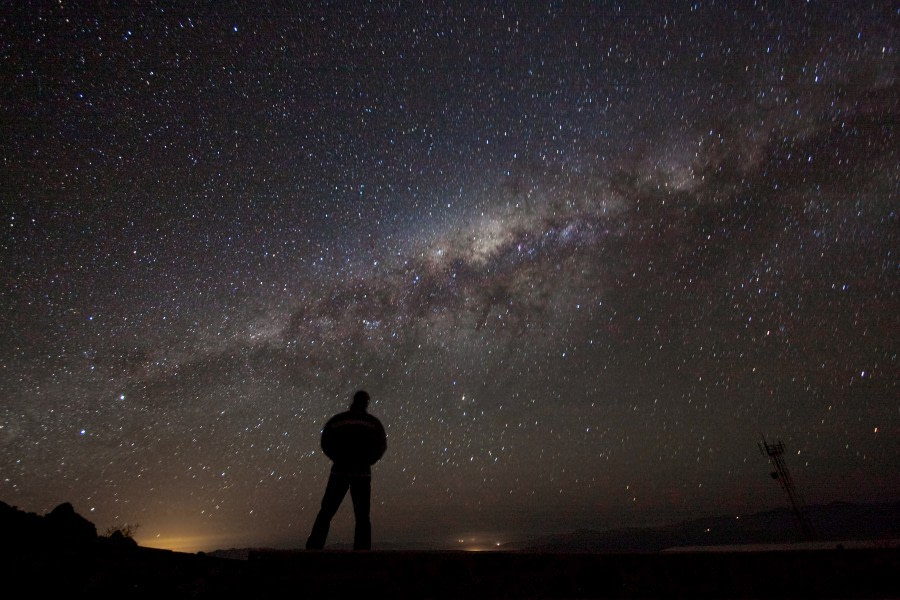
[79,429,86,436]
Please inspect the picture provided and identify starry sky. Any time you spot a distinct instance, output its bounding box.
[1,1,897,552]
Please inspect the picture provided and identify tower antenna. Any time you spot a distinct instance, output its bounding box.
[758,437,816,541]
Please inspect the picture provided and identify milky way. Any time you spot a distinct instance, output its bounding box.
[2,2,897,550]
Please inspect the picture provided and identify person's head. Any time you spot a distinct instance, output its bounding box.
[351,390,370,411]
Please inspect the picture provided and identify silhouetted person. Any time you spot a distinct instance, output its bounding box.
[306,390,387,550]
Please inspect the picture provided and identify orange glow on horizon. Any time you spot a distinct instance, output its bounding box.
[140,534,212,553]
[138,531,252,553]
[456,535,507,552]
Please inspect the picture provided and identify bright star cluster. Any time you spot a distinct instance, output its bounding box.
[1,1,896,551]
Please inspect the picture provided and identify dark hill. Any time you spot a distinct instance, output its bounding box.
[1,500,97,546]
[503,502,900,552]
[2,500,899,598]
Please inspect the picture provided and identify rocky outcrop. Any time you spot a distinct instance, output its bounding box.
[45,502,97,542]
[1,500,97,546]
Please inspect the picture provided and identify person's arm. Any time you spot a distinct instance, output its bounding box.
[320,418,336,460]
[371,420,387,464]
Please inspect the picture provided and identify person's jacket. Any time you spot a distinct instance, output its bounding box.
[320,409,387,474]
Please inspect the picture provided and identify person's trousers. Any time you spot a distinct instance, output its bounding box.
[306,471,371,550]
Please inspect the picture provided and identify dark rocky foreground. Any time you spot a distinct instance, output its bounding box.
[2,543,899,599]
[2,501,898,598]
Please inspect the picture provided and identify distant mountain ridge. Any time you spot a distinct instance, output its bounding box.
[1,500,97,545]
[3,498,896,556]
[501,502,900,553]
[2,498,897,598]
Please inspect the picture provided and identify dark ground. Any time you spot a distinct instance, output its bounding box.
[3,543,899,599]
[3,500,899,598]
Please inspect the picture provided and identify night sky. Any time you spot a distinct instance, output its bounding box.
[2,1,897,552]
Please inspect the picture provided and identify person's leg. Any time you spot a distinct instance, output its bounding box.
[349,474,372,550]
[306,472,349,549]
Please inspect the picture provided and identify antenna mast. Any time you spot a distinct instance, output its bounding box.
[759,437,816,540]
